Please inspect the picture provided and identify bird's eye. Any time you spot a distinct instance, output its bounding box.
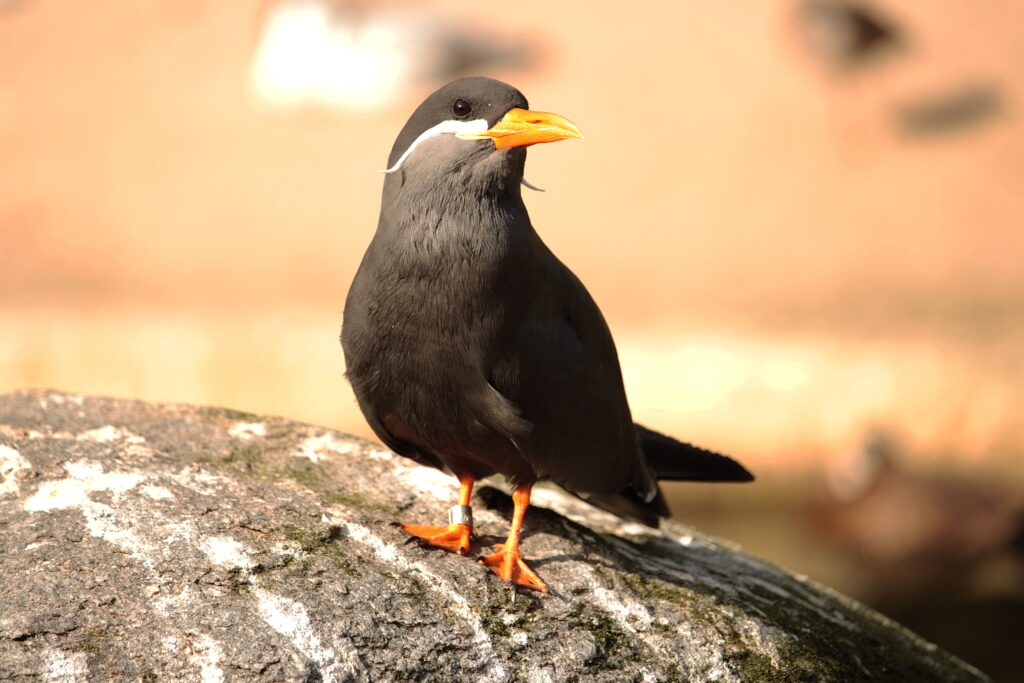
[452,99,472,118]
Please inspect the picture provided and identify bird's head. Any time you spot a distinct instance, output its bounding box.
[382,77,582,195]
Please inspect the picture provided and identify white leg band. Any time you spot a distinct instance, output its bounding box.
[448,504,473,527]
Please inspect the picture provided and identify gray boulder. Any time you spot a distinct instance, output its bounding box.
[0,390,988,682]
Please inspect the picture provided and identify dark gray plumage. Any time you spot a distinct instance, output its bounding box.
[342,77,752,531]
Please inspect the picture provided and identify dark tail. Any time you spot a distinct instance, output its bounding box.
[635,424,754,483]
[573,488,671,528]
[566,426,753,528]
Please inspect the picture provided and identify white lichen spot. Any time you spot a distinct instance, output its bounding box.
[201,536,254,570]
[392,462,455,501]
[154,586,201,618]
[141,485,174,500]
[163,635,179,653]
[511,630,529,647]
[188,634,226,683]
[591,584,653,633]
[678,534,694,546]
[0,444,31,496]
[36,393,82,410]
[25,461,143,512]
[270,541,305,562]
[23,461,155,566]
[155,520,195,548]
[297,433,355,463]
[229,422,266,441]
[78,425,116,442]
[168,467,227,496]
[76,425,146,444]
[41,649,87,683]
[253,589,356,683]
[40,394,64,409]
[674,617,731,680]
[337,514,506,682]
[732,613,783,669]
[526,668,554,683]
[367,448,392,461]
[576,567,668,659]
[25,542,44,551]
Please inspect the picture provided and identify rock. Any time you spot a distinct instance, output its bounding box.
[0,390,988,682]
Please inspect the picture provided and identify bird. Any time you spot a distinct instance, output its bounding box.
[341,77,753,592]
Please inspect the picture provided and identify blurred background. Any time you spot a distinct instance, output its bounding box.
[1,0,1022,677]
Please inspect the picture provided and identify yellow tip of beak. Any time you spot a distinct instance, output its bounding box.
[456,108,583,149]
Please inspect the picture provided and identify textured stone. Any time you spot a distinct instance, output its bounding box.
[0,390,988,682]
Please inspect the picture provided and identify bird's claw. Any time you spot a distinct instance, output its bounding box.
[395,522,474,555]
[478,543,548,593]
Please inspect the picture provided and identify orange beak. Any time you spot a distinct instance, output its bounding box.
[456,108,583,149]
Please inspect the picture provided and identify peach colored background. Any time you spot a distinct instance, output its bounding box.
[2,0,1022,477]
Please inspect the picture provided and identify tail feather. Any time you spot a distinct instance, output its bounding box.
[572,487,670,528]
[565,426,753,527]
[636,424,754,483]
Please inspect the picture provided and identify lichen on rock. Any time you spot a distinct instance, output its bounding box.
[0,390,990,682]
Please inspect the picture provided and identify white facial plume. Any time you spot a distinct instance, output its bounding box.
[378,117,546,192]
[380,118,489,174]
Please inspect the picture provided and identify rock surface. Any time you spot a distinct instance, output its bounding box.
[0,390,988,682]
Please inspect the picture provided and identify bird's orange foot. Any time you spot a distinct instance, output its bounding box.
[398,523,474,555]
[478,544,548,592]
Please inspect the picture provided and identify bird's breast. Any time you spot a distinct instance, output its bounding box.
[341,201,540,469]
[349,206,534,353]
[343,263,530,476]
[344,242,517,424]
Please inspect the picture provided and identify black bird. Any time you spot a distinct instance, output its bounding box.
[341,77,753,591]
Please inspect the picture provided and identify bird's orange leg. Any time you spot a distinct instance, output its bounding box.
[478,483,547,592]
[398,474,476,555]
